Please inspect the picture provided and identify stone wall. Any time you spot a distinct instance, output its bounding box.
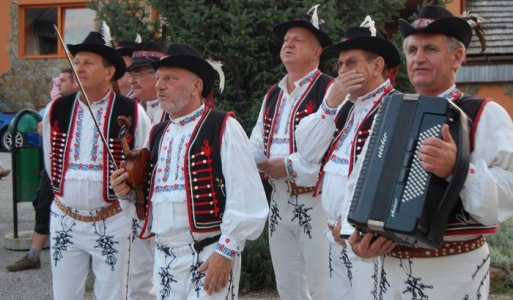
[0,2,67,111]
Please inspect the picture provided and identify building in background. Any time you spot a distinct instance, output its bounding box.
[0,0,95,110]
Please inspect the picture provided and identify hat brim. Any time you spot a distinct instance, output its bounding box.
[153,55,215,97]
[398,17,472,48]
[127,58,158,72]
[274,20,332,48]
[323,37,401,68]
[67,43,127,80]
[117,48,134,57]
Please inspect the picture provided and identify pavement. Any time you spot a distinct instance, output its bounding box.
[0,151,59,300]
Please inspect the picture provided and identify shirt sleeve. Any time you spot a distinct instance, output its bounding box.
[295,93,338,166]
[216,117,269,259]
[42,100,55,176]
[134,104,151,149]
[249,95,268,164]
[292,85,339,187]
[459,101,513,224]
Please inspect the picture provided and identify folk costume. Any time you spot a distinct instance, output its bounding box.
[124,41,167,300]
[249,7,333,299]
[136,44,269,300]
[368,7,513,299]
[296,19,401,299]
[42,31,151,300]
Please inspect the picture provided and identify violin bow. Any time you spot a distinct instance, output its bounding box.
[53,24,118,170]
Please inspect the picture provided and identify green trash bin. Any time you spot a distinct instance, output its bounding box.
[8,109,42,238]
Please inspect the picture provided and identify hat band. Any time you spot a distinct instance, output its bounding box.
[133,50,164,59]
[411,18,435,29]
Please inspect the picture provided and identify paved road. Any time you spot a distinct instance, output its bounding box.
[0,151,57,299]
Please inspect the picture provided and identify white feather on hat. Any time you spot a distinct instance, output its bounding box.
[206,59,225,94]
[307,4,321,29]
[360,16,376,37]
[100,21,113,47]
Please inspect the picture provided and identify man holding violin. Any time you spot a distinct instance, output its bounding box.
[111,43,269,299]
[41,30,151,300]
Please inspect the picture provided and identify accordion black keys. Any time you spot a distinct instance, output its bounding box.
[348,93,470,249]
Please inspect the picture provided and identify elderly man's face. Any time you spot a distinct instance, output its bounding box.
[155,66,202,118]
[129,66,157,102]
[404,33,463,95]
[280,27,321,68]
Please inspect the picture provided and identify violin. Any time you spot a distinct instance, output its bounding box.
[117,116,151,220]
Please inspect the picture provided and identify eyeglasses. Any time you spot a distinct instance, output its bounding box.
[129,70,155,79]
[337,56,378,70]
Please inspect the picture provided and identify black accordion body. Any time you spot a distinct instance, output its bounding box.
[348,93,470,249]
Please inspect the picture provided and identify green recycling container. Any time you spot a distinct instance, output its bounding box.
[9,109,42,203]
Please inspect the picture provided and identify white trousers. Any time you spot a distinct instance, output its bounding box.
[50,202,132,300]
[127,218,155,299]
[154,235,241,300]
[381,243,490,299]
[329,242,383,300]
[268,180,330,300]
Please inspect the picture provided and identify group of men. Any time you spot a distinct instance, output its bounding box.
[10,3,513,300]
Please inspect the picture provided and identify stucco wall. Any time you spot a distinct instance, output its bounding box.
[0,2,67,111]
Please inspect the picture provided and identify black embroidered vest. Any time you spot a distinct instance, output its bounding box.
[49,92,137,202]
[314,89,397,195]
[262,72,333,156]
[446,95,498,235]
[148,108,233,232]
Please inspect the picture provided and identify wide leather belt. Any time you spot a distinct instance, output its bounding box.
[54,197,122,222]
[288,181,315,196]
[193,234,221,253]
[388,235,485,259]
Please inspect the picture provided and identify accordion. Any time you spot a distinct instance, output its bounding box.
[348,94,470,249]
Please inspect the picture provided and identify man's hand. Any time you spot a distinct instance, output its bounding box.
[331,219,346,246]
[110,162,132,198]
[418,124,457,178]
[326,70,365,108]
[258,158,288,179]
[198,252,234,295]
[348,230,395,258]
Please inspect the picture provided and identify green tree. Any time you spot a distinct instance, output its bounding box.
[145,0,409,131]
[90,0,159,43]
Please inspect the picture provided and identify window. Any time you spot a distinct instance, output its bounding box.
[20,4,96,58]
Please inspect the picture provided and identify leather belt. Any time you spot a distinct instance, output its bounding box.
[389,235,485,259]
[193,234,221,253]
[54,197,122,222]
[288,181,315,196]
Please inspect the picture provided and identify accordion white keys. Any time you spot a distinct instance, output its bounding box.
[348,93,470,249]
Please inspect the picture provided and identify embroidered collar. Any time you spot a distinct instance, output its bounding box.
[351,79,392,103]
[170,104,205,127]
[438,85,462,101]
[77,89,113,106]
[147,99,160,108]
[278,68,320,91]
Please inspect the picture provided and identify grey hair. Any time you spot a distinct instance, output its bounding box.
[402,35,466,54]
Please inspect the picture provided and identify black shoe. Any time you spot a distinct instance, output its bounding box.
[6,255,41,272]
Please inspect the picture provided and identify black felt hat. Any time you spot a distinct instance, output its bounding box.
[399,5,472,48]
[67,31,126,80]
[323,19,400,68]
[127,42,164,72]
[273,5,332,48]
[154,44,216,98]
[116,40,138,57]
